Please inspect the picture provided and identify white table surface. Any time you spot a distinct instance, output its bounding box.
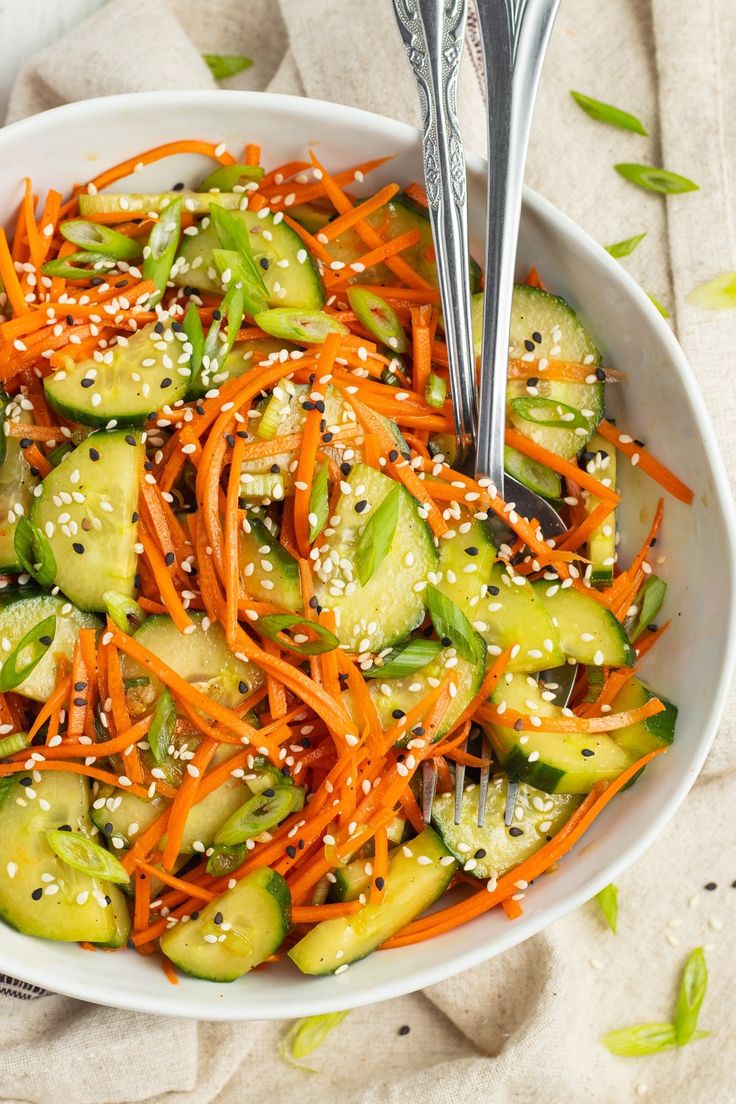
[0,0,106,121]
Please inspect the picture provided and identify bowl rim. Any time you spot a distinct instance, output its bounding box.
[0,88,734,1019]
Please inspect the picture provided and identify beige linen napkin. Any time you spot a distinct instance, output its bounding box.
[3,2,736,1102]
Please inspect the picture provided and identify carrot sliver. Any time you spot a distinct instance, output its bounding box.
[596,420,693,505]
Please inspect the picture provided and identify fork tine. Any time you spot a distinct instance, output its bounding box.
[453,735,469,824]
[504,779,519,826]
[477,731,491,827]
[421,760,437,824]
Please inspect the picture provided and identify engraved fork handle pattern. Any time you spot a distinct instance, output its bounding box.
[392,0,476,456]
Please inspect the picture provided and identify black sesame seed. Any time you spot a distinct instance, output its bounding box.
[159,376,173,389]
[474,848,487,858]
[171,321,184,333]
[212,309,222,321]
[90,276,104,287]
[298,838,305,850]
[164,552,175,567]
[72,542,85,554]
[595,367,606,382]
[31,888,43,901]
[74,681,86,692]
[338,673,349,686]
[532,331,542,344]
[172,181,185,191]
[322,432,333,443]
[704,882,717,891]
[308,596,319,609]
[391,709,405,720]
[259,256,270,269]
[513,719,523,732]
[509,826,523,837]
[19,438,31,449]
[464,546,479,556]
[375,876,385,890]
[300,737,312,749]
[73,697,87,708]
[154,322,165,335]
[104,895,111,906]
[66,314,74,326]
[526,377,539,388]
[58,824,72,832]
[131,511,139,523]
[214,911,224,925]
[581,748,594,757]
[355,499,368,513]
[19,776,32,787]
[104,822,113,834]
[398,1025,411,1036]
[412,725,425,737]
[125,434,136,446]
[302,400,315,411]
[488,585,500,596]
[315,400,325,414]
[29,467,39,478]
[115,279,128,288]
[238,681,248,695]
[190,911,200,920]
[340,462,351,476]
[524,339,535,352]
[263,788,275,798]
[647,623,658,633]
[634,439,646,448]
[90,446,101,462]
[144,461,154,472]
[81,378,95,389]
[440,636,452,648]
[39,635,53,646]
[270,463,281,474]
[388,449,399,462]
[286,845,296,859]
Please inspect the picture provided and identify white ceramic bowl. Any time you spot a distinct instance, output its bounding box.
[0,90,733,1020]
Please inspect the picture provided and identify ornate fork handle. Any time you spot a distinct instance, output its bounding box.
[393,0,476,456]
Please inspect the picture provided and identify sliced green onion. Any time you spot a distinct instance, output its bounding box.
[355,482,401,587]
[201,277,246,386]
[605,232,647,259]
[13,516,56,587]
[363,638,443,679]
[0,614,56,692]
[206,844,247,876]
[256,390,288,440]
[182,301,205,387]
[675,947,708,1044]
[214,785,304,845]
[570,91,648,135]
[426,585,484,665]
[254,308,349,344]
[103,591,146,635]
[202,53,252,80]
[308,462,329,542]
[148,688,176,765]
[47,441,75,466]
[280,1011,350,1070]
[59,220,141,260]
[213,246,269,318]
[46,828,130,885]
[686,271,736,310]
[601,1022,708,1057]
[510,396,588,430]
[0,731,30,758]
[143,197,182,306]
[209,204,266,289]
[346,287,408,353]
[425,372,447,409]
[626,575,667,642]
[647,292,670,319]
[615,164,699,195]
[594,883,618,933]
[123,676,150,690]
[258,614,339,656]
[199,164,264,192]
[41,251,118,280]
[504,444,561,500]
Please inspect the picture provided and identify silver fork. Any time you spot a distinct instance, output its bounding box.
[393,0,570,828]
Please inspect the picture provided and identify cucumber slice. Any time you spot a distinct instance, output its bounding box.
[369,640,486,743]
[0,401,40,571]
[288,203,331,234]
[239,517,302,610]
[435,520,565,673]
[160,867,290,981]
[79,192,254,217]
[44,322,189,427]
[485,673,634,794]
[0,593,100,701]
[330,192,481,293]
[313,464,438,652]
[536,582,635,667]
[432,776,580,878]
[289,827,456,975]
[0,771,130,944]
[610,678,677,758]
[471,286,604,459]
[121,612,264,708]
[583,434,617,586]
[173,209,324,309]
[31,430,142,611]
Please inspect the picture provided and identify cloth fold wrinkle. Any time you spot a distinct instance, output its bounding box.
[0,0,735,1102]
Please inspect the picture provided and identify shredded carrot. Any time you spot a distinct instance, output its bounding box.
[596,420,693,504]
